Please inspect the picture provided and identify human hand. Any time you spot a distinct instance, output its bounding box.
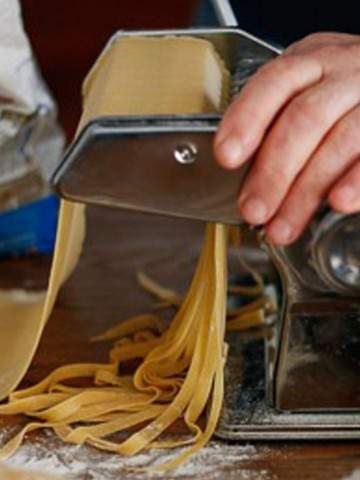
[214,33,360,245]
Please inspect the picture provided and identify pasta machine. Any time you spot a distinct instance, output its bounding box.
[52,0,360,440]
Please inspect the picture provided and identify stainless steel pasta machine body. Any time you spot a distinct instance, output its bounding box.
[52,23,360,440]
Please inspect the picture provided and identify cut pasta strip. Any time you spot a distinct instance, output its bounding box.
[91,313,165,342]
[227,309,266,331]
[136,272,182,308]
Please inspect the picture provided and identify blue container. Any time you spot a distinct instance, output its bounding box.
[0,194,59,257]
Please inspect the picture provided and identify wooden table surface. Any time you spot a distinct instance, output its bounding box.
[1,207,360,479]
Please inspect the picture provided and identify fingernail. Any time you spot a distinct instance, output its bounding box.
[267,218,293,244]
[333,185,356,205]
[216,136,243,168]
[239,196,268,224]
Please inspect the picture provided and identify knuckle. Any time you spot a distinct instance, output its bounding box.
[270,55,298,75]
[248,53,322,94]
[304,32,327,42]
[322,44,343,57]
[255,56,301,93]
[286,94,326,130]
[255,159,290,188]
[332,114,360,158]
[313,44,348,64]
[229,93,259,123]
[288,173,324,213]
[279,189,322,234]
[347,43,360,67]
[285,34,331,56]
[302,32,334,45]
[254,58,276,76]
[297,179,325,206]
[254,55,297,81]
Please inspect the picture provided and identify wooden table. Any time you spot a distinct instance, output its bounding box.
[1,207,360,479]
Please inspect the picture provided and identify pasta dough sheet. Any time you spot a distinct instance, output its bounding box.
[0,202,85,400]
[82,35,230,120]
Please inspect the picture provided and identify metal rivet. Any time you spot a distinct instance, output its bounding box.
[173,143,197,165]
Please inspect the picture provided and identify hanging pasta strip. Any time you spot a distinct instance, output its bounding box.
[9,363,116,401]
[58,405,166,445]
[91,313,165,342]
[109,337,163,364]
[133,224,228,471]
[137,272,182,307]
[109,225,218,456]
[131,240,210,396]
[27,391,156,423]
[227,296,270,317]
[227,309,266,331]
[0,393,69,415]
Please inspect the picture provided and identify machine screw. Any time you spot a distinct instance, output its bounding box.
[174,143,197,165]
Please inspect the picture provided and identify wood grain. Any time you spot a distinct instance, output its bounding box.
[1,207,360,479]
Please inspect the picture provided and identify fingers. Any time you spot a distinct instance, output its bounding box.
[214,54,323,169]
[215,33,360,244]
[265,105,360,244]
[237,77,360,226]
[328,159,360,213]
[285,32,360,55]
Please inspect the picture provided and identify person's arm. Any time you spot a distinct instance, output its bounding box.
[214,33,360,245]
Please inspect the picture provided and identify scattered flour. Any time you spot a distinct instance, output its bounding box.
[0,426,273,479]
[342,470,360,480]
